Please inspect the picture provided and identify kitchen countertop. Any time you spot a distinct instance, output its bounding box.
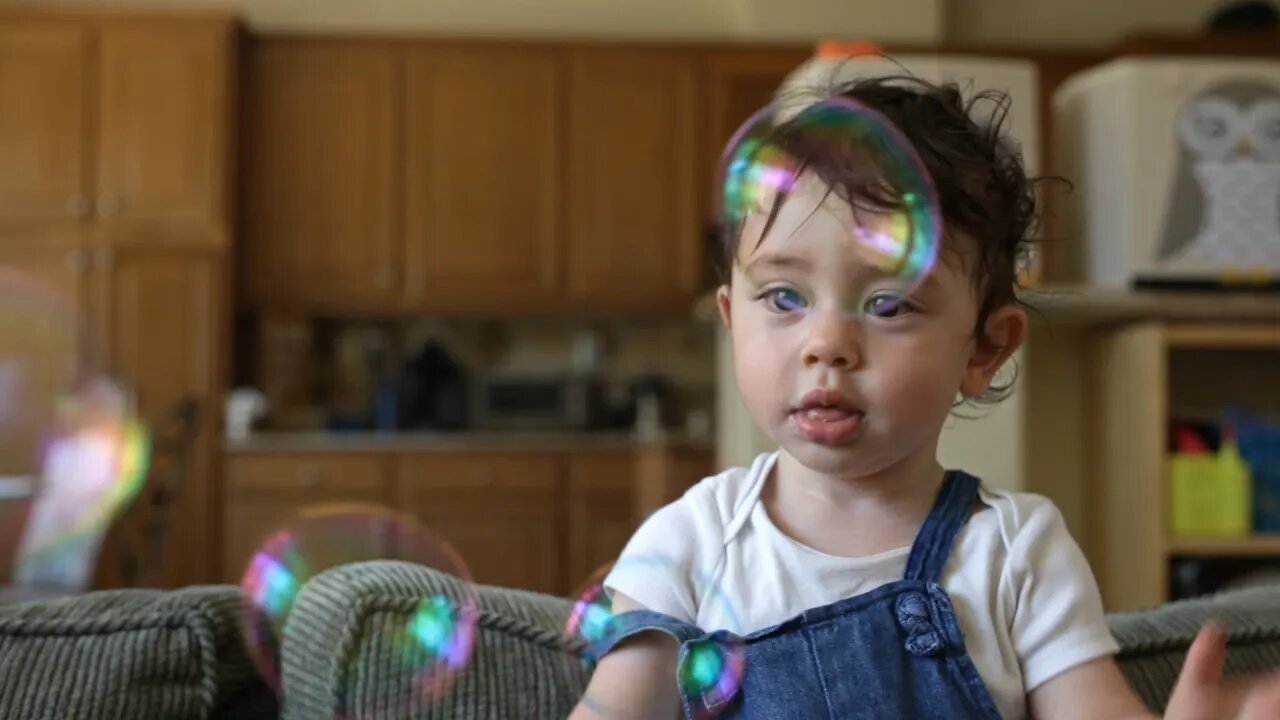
[223,430,715,454]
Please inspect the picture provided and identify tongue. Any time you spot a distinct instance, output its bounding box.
[801,407,854,422]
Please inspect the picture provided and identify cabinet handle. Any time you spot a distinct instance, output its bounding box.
[93,248,114,270]
[66,249,89,272]
[377,266,396,291]
[299,467,323,488]
[98,196,121,218]
[66,195,89,218]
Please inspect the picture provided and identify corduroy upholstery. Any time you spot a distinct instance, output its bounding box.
[1,564,1277,720]
[0,585,276,720]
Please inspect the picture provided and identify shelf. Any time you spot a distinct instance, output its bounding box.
[1163,324,1280,349]
[1168,535,1280,557]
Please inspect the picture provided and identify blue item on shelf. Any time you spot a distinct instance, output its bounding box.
[1237,421,1280,533]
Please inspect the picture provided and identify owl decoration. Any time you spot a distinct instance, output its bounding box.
[1158,80,1280,269]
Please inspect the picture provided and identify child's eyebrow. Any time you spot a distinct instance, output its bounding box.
[742,254,812,274]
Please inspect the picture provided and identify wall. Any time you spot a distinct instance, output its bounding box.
[946,0,1241,47]
[1,0,944,41]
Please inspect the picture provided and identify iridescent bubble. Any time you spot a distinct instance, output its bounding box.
[239,505,477,712]
[567,555,746,718]
[3,269,149,589]
[718,96,942,312]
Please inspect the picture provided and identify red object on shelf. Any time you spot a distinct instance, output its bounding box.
[815,40,884,60]
[1173,425,1211,454]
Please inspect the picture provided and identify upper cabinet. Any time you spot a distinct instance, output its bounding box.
[0,11,236,242]
[0,21,89,226]
[240,39,709,317]
[241,40,400,312]
[565,48,702,314]
[95,20,234,229]
[402,45,564,312]
[703,49,810,204]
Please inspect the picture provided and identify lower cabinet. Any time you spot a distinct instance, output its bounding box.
[221,446,709,595]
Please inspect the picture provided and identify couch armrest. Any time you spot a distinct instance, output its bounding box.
[283,561,590,720]
[0,585,275,720]
[1109,584,1280,712]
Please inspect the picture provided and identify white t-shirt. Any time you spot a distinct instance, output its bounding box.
[604,452,1120,720]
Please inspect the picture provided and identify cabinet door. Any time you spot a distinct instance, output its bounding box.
[704,49,811,213]
[0,243,91,476]
[0,21,89,224]
[566,49,702,314]
[396,453,562,594]
[96,247,221,587]
[566,452,637,593]
[403,46,564,312]
[222,453,391,582]
[242,41,400,312]
[95,20,233,228]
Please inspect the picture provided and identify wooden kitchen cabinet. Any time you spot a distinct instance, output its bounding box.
[703,48,809,213]
[0,21,90,225]
[0,11,236,237]
[566,452,637,592]
[241,40,401,312]
[95,19,235,229]
[0,241,91,475]
[396,453,564,594]
[402,45,564,313]
[566,48,703,313]
[222,453,392,581]
[96,246,225,588]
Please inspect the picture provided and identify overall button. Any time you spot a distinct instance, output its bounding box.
[895,592,944,657]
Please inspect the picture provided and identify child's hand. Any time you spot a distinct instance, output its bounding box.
[1165,623,1280,719]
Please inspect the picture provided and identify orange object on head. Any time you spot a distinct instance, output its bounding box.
[815,40,884,60]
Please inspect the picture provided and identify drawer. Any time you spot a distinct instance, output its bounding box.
[226,454,389,499]
[395,453,560,495]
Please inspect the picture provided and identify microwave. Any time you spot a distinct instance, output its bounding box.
[471,376,604,431]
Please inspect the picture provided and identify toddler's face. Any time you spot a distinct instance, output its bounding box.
[717,172,1014,478]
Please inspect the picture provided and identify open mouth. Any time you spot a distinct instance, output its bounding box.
[790,389,864,445]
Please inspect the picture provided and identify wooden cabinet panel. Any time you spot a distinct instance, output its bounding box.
[222,453,391,581]
[704,49,810,209]
[403,46,564,312]
[97,248,221,586]
[0,243,91,476]
[566,48,703,313]
[95,21,232,227]
[0,22,89,223]
[566,452,637,592]
[242,41,400,311]
[396,453,563,594]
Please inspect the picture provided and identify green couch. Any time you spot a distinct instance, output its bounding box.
[2,561,1278,719]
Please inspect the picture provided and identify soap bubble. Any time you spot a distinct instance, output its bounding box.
[718,96,941,313]
[239,505,477,713]
[567,555,746,718]
[2,267,149,589]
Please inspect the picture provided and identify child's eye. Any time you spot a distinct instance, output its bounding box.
[863,292,914,318]
[758,287,808,313]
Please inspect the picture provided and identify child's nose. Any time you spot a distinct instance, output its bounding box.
[801,315,861,370]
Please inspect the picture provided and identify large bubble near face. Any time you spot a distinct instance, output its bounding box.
[717,96,942,312]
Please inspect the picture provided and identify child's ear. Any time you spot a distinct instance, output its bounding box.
[960,305,1027,398]
[716,284,732,329]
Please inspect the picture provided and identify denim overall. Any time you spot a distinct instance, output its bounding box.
[590,471,1005,719]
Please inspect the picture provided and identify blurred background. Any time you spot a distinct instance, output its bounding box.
[0,0,1277,613]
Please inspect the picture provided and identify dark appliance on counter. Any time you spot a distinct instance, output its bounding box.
[470,375,608,431]
[396,338,471,431]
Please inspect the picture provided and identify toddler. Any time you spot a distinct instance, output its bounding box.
[570,74,1280,719]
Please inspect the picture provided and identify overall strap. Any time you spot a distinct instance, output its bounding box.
[902,471,981,583]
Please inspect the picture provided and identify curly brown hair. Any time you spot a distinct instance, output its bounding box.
[718,74,1042,406]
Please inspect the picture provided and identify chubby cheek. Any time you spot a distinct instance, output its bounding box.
[730,313,794,428]
[865,336,966,427]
